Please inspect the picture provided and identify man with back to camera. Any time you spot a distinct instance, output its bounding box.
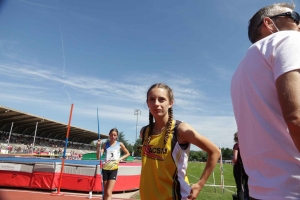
[231,2,300,200]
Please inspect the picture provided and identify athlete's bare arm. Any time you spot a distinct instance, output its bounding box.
[119,142,130,161]
[177,122,220,199]
[96,139,104,160]
[232,149,238,164]
[276,70,300,152]
[96,139,102,159]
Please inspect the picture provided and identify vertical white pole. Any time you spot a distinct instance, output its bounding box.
[32,122,38,149]
[212,171,216,193]
[7,122,14,152]
[219,142,225,194]
[134,109,141,157]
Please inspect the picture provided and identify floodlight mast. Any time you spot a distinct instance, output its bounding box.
[134,109,141,142]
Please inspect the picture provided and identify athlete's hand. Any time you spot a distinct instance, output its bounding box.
[188,183,203,200]
[97,139,101,146]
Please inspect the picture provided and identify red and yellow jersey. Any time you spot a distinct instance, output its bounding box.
[140,120,191,200]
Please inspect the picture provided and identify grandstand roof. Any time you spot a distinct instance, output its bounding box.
[0,105,108,144]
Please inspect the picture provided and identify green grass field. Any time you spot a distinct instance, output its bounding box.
[132,162,236,200]
[187,162,236,200]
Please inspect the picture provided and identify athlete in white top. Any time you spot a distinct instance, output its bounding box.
[96,128,130,200]
[231,3,300,200]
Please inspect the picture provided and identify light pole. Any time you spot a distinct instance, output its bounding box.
[134,109,141,142]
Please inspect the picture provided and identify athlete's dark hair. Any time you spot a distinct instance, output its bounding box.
[109,128,119,136]
[234,132,238,143]
[145,83,174,146]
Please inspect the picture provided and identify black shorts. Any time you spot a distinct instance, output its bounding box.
[102,169,118,181]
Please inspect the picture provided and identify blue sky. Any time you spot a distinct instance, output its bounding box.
[0,0,299,150]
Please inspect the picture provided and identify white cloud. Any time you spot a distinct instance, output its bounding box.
[0,81,47,90]
[0,60,235,148]
[0,62,211,109]
[19,0,56,9]
[213,66,234,81]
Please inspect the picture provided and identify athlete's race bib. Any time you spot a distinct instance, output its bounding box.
[106,149,119,160]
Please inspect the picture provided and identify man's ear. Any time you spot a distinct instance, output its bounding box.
[263,17,275,30]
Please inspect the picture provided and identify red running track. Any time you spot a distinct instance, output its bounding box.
[0,188,137,200]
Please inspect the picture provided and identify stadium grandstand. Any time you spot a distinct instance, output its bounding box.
[0,105,108,159]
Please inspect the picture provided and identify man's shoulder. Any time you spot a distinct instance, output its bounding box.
[271,31,300,43]
[279,30,300,36]
[255,31,300,46]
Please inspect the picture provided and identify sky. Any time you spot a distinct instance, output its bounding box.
[0,0,299,150]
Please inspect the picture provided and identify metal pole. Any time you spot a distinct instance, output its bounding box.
[7,122,14,151]
[97,107,104,196]
[212,171,216,193]
[97,107,100,140]
[32,122,38,149]
[219,143,224,194]
[135,112,138,142]
[51,103,74,196]
[134,109,141,142]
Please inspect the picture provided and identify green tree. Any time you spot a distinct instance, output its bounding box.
[126,143,133,156]
[221,148,233,160]
[117,132,129,147]
[198,150,207,162]
[189,150,208,162]
[117,132,133,156]
[133,138,142,157]
[189,151,200,161]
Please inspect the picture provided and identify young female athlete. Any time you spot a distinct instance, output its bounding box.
[96,128,130,200]
[139,83,220,200]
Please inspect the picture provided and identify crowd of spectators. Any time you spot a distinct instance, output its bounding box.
[0,131,95,160]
